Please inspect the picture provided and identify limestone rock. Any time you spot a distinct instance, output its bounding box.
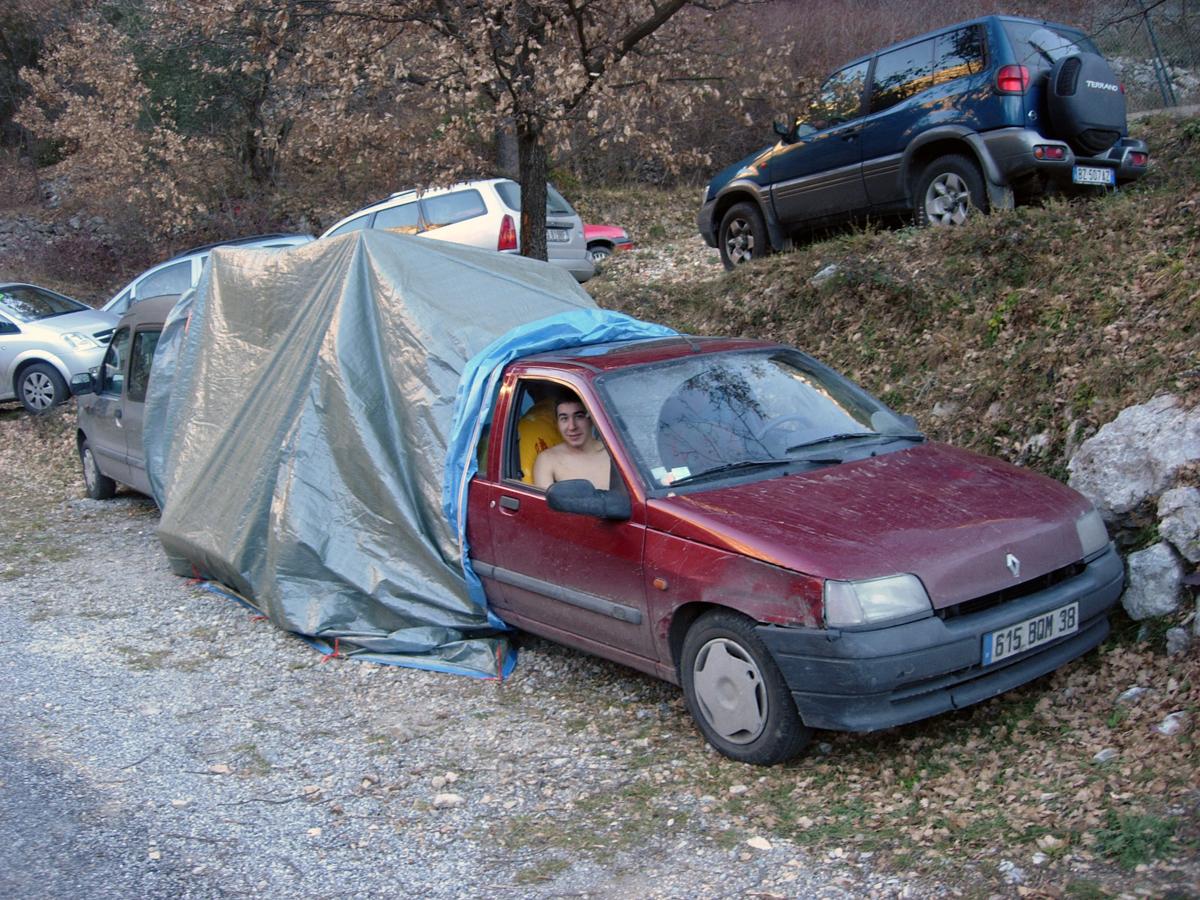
[1067,395,1200,520]
[1122,542,1183,620]
[1158,487,1200,563]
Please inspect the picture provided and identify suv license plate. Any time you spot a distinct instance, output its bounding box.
[546,228,570,243]
[982,602,1078,665]
[1073,165,1115,186]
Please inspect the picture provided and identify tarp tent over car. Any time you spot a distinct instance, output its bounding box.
[142,230,663,677]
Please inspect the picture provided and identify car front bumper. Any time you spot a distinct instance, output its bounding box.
[697,199,718,247]
[756,544,1125,732]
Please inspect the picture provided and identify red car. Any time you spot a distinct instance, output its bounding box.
[467,337,1123,764]
[583,223,635,263]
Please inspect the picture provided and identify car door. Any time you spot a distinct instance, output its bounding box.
[476,376,657,665]
[767,60,871,226]
[83,325,134,485]
[119,326,162,495]
[0,311,21,395]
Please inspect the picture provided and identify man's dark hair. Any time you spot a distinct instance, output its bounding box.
[552,387,585,415]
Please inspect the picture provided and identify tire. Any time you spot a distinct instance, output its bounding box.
[587,244,612,264]
[718,202,772,270]
[680,609,811,765]
[18,362,68,414]
[913,154,987,228]
[1046,52,1125,156]
[79,438,117,500]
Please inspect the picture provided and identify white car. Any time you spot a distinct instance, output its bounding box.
[321,178,595,283]
[101,233,314,316]
[0,283,118,412]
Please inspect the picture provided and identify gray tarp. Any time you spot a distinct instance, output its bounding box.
[143,231,597,676]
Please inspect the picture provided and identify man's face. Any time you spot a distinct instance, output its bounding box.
[556,401,590,449]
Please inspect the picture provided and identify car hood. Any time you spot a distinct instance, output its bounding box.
[705,145,774,196]
[31,307,119,337]
[644,442,1092,609]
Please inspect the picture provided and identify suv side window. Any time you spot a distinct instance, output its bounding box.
[374,201,422,234]
[421,190,487,229]
[932,26,986,87]
[869,38,935,113]
[811,61,869,126]
[101,327,132,396]
[138,260,192,300]
[126,329,161,403]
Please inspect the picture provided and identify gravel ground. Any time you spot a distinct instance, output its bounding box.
[1,482,949,899]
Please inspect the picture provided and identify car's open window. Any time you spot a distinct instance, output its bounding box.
[137,260,191,301]
[868,38,935,113]
[503,379,564,487]
[422,190,487,229]
[100,326,132,397]
[326,215,369,238]
[374,201,422,234]
[810,60,869,125]
[126,328,161,403]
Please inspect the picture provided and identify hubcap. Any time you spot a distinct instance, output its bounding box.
[691,637,768,744]
[82,448,97,491]
[924,172,971,226]
[724,218,754,264]
[22,371,56,410]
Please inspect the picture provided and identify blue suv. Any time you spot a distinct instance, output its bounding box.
[698,15,1150,268]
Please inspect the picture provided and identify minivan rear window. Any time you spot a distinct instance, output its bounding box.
[494,181,577,216]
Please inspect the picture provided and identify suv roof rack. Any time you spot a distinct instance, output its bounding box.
[167,233,304,262]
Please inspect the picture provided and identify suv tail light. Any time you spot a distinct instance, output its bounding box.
[1130,151,1148,166]
[498,214,518,251]
[996,65,1029,94]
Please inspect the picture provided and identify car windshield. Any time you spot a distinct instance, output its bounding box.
[599,348,920,488]
[494,181,577,216]
[0,286,87,321]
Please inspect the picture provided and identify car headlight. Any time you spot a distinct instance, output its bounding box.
[1075,507,1110,559]
[824,573,932,628]
[61,332,100,350]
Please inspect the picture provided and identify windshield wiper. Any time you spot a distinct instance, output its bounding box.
[786,432,924,454]
[668,458,793,487]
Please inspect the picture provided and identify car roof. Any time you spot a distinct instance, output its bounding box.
[518,336,781,374]
[336,177,513,222]
[116,293,180,329]
[164,233,313,263]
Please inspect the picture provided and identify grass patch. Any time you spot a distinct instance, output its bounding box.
[113,645,172,671]
[514,857,570,885]
[1094,811,1180,869]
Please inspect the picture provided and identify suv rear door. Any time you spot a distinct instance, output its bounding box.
[768,60,871,226]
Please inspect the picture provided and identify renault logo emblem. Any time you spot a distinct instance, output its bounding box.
[1006,553,1021,578]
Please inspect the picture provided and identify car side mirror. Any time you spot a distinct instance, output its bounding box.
[70,371,97,396]
[546,479,631,521]
[773,119,798,143]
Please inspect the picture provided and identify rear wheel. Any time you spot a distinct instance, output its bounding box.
[79,438,117,500]
[18,362,68,413]
[914,155,986,228]
[718,202,772,270]
[680,609,811,765]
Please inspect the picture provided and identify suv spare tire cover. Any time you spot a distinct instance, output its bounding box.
[1046,52,1127,156]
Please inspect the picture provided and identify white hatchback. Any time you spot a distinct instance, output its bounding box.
[321,178,595,283]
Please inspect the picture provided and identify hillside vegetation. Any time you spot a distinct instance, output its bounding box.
[588,113,1200,490]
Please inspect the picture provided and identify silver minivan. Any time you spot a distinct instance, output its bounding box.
[0,283,118,413]
[321,178,595,283]
[73,294,179,499]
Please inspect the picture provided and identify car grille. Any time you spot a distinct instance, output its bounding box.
[936,561,1086,620]
[93,327,114,345]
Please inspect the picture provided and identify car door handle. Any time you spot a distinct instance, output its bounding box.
[840,128,861,140]
[114,408,123,421]
[499,496,520,511]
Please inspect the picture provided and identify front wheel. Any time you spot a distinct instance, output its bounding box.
[718,202,772,270]
[680,610,811,765]
[79,438,117,500]
[18,362,68,413]
[914,155,987,228]
[587,244,612,264]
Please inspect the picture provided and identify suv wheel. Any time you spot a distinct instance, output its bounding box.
[914,155,986,228]
[18,362,68,413]
[718,202,772,270]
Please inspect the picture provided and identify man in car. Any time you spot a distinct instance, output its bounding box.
[533,389,611,491]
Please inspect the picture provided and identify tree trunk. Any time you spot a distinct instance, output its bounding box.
[516,117,547,262]
[495,116,518,179]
